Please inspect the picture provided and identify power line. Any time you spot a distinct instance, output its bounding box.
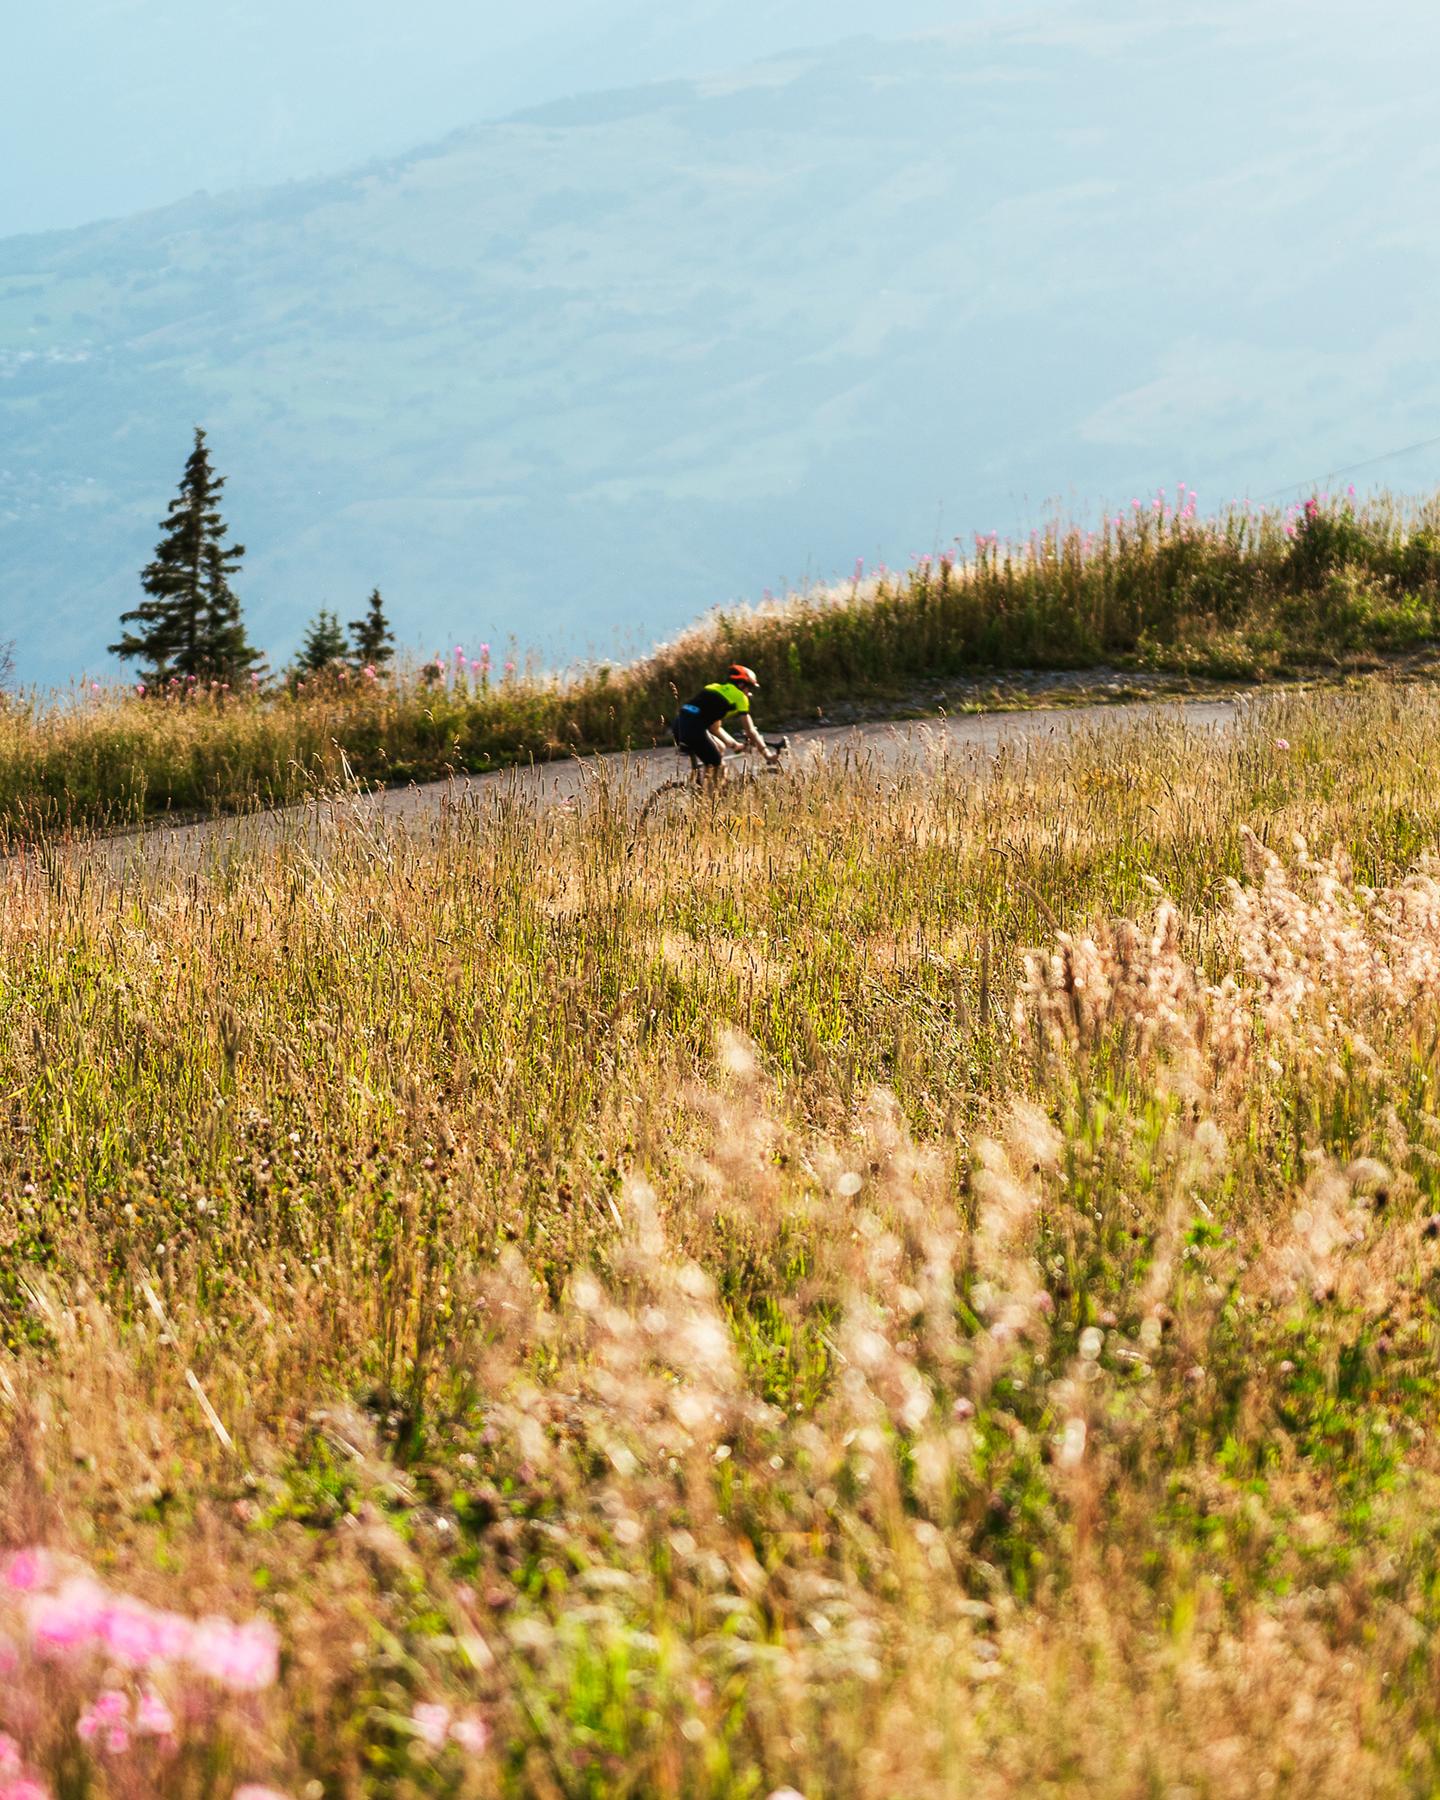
[1255,430,1440,503]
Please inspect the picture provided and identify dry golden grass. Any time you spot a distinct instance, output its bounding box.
[6,682,1440,1796]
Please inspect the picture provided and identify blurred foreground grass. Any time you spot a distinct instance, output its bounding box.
[6,683,1440,1794]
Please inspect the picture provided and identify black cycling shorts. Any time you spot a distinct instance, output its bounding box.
[672,707,723,767]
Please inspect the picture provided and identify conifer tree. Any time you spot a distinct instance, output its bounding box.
[348,587,394,668]
[297,608,349,673]
[111,428,259,685]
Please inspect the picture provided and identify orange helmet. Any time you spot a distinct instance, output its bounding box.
[728,663,759,688]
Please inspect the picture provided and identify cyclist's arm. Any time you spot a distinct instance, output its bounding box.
[738,713,776,759]
[709,722,742,753]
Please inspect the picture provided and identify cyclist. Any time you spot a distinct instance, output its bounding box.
[671,664,777,783]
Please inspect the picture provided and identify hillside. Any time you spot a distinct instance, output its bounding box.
[2,15,1439,686]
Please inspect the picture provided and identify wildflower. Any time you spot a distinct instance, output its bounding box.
[363,664,377,679]
[135,1691,176,1737]
[233,1789,294,1800]
[187,1616,280,1691]
[0,1738,19,1776]
[2,1549,50,1592]
[503,660,516,677]
[100,1595,191,1666]
[0,1779,51,1800]
[77,1692,129,1741]
[411,1702,451,1748]
[26,1578,110,1654]
[450,1715,490,1753]
[137,683,146,696]
[1274,738,1290,751]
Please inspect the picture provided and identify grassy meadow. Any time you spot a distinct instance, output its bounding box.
[7,680,1440,1795]
[7,486,1440,841]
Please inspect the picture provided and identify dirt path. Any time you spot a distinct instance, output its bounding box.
[89,694,1242,875]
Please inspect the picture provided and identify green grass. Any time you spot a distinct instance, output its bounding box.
[6,486,1440,841]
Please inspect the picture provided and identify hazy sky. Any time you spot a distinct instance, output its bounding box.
[8,0,1429,238]
[5,0,998,236]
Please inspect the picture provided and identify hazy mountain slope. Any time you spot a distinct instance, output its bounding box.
[2,16,1439,686]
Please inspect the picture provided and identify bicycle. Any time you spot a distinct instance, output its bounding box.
[635,734,792,832]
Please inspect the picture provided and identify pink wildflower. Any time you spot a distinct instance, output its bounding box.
[135,1691,176,1737]
[0,1780,51,1800]
[363,664,377,679]
[450,1715,490,1753]
[411,1702,451,1748]
[137,683,146,696]
[187,1616,279,1691]
[503,660,516,677]
[77,1693,129,1742]
[26,1578,110,1654]
[0,1738,19,1776]
[2,1549,50,1592]
[233,1789,294,1800]
[1274,738,1291,751]
[100,1596,191,1667]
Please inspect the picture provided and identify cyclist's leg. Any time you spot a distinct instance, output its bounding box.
[677,723,724,785]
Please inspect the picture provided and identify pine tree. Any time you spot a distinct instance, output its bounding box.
[297,608,349,673]
[348,587,394,668]
[111,428,260,685]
